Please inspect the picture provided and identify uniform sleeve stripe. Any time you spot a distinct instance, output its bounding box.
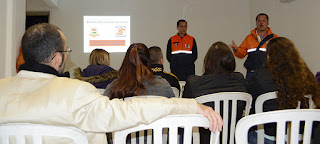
[171,50,193,54]
[247,48,266,53]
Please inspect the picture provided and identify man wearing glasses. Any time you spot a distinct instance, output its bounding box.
[0,23,223,144]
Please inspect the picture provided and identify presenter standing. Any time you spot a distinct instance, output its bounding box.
[167,19,197,81]
[230,13,278,80]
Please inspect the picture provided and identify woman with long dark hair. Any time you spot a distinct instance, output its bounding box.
[104,43,174,99]
[247,37,320,143]
[182,41,246,144]
[266,37,320,109]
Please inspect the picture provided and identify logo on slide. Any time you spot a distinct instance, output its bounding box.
[89,27,99,37]
[115,26,126,37]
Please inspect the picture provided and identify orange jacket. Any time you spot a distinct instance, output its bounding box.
[234,27,278,58]
[166,34,197,74]
[16,46,25,72]
[170,34,194,54]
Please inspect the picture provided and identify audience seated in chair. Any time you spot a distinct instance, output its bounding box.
[149,46,181,93]
[0,23,223,144]
[104,43,175,99]
[74,49,117,89]
[246,37,320,144]
[182,41,247,144]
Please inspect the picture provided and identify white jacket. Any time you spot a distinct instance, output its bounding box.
[0,70,197,144]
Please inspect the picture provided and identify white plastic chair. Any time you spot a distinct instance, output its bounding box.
[255,92,315,143]
[113,114,220,144]
[122,95,168,144]
[0,123,88,144]
[235,109,320,144]
[195,92,252,144]
[123,95,163,101]
[171,87,180,98]
[179,81,186,98]
[97,88,105,94]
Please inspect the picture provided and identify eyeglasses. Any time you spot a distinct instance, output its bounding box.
[51,48,72,60]
[57,47,72,54]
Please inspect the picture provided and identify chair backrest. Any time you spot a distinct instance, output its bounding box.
[97,88,105,95]
[178,81,186,98]
[123,95,163,101]
[235,109,320,144]
[171,87,180,98]
[0,123,88,144]
[255,91,315,144]
[195,92,252,144]
[113,114,220,144]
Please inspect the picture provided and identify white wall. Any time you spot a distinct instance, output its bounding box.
[18,0,320,77]
[250,0,320,74]
[38,0,250,76]
[0,0,26,78]
[0,0,7,78]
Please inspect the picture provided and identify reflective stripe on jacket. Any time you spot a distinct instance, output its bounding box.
[234,27,278,58]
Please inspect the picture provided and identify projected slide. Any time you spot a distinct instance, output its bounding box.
[83,16,130,53]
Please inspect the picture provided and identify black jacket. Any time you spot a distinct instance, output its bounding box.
[182,72,247,144]
[182,72,246,98]
[247,67,277,136]
[150,64,180,92]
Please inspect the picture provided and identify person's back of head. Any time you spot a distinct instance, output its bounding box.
[20,23,68,74]
[204,41,235,74]
[266,37,320,109]
[149,46,163,65]
[110,43,154,99]
[89,49,110,66]
[21,23,64,64]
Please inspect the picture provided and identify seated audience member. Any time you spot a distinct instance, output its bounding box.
[247,67,276,115]
[74,49,117,89]
[316,72,320,85]
[104,43,175,99]
[182,41,247,144]
[0,23,223,144]
[182,41,246,98]
[149,46,180,92]
[247,37,320,144]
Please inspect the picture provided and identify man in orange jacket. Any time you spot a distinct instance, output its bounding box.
[167,19,197,81]
[230,13,278,80]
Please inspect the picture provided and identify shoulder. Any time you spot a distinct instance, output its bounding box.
[163,71,179,80]
[185,34,194,39]
[186,75,204,86]
[231,72,245,79]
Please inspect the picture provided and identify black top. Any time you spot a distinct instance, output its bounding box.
[182,72,246,98]
[182,72,247,144]
[150,64,180,92]
[246,67,277,136]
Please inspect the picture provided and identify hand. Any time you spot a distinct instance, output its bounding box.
[229,40,238,51]
[196,103,223,132]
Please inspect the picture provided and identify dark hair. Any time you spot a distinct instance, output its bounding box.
[21,23,64,63]
[266,37,320,109]
[109,43,155,99]
[256,13,269,21]
[177,19,187,27]
[204,41,235,74]
[149,46,163,64]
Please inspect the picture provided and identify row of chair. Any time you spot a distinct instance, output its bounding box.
[1,92,318,144]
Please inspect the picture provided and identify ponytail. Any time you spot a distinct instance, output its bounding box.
[110,43,154,99]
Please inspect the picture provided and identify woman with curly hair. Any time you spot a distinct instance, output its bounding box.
[266,37,320,109]
[104,43,174,99]
[247,37,320,143]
